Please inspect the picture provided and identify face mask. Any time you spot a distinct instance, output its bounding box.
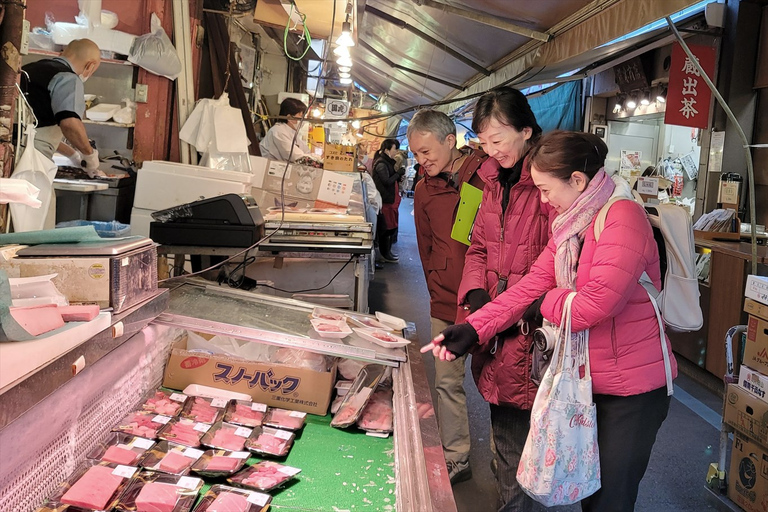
[79,73,89,83]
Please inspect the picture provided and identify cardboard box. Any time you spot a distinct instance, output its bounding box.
[746,298,768,322]
[740,365,768,403]
[729,433,768,512]
[162,335,335,415]
[745,316,768,375]
[746,275,768,307]
[725,384,768,446]
[323,144,357,172]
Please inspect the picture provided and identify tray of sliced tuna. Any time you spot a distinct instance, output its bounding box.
[180,396,226,424]
[331,364,387,429]
[223,400,267,428]
[191,485,271,512]
[201,422,252,452]
[228,461,301,493]
[244,426,295,457]
[114,470,203,512]
[157,418,210,448]
[113,411,172,439]
[141,390,189,417]
[87,432,156,466]
[37,460,138,512]
[357,387,394,433]
[190,450,250,477]
[138,441,205,476]
[263,408,306,431]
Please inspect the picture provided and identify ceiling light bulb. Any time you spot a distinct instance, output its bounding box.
[640,96,650,106]
[336,21,355,47]
[657,88,667,103]
[626,98,637,109]
[333,45,350,58]
[339,72,351,79]
[352,120,361,129]
[340,77,353,85]
[336,56,353,68]
[338,66,351,73]
[380,104,389,113]
[312,108,322,117]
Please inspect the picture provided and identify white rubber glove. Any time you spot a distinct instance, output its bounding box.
[81,150,106,178]
[66,150,83,168]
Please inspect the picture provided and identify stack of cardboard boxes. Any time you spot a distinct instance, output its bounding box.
[725,275,768,512]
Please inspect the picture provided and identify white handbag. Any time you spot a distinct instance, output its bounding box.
[516,292,601,506]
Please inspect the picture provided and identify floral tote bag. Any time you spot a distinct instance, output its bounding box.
[516,293,601,506]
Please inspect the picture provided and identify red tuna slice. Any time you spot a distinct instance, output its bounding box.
[230,404,264,426]
[188,398,220,423]
[102,445,138,465]
[9,304,64,336]
[135,482,179,512]
[160,422,202,447]
[58,304,100,322]
[209,427,246,451]
[253,434,287,456]
[61,465,124,510]
[158,450,195,474]
[144,391,183,416]
[208,491,249,512]
[205,456,240,472]
[265,409,305,430]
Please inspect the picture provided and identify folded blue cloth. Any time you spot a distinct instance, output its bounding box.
[0,226,102,245]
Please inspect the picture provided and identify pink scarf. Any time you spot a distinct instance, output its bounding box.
[551,169,615,290]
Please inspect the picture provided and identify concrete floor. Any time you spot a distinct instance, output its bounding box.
[369,198,738,512]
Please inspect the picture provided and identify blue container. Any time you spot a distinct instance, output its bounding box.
[56,220,131,238]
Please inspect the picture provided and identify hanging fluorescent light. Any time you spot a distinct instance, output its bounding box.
[336,19,355,47]
[340,77,353,85]
[339,72,351,79]
[336,55,353,68]
[333,45,350,58]
[338,66,351,73]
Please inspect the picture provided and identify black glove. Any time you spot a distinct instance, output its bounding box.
[466,288,492,314]
[440,323,479,358]
[522,293,547,327]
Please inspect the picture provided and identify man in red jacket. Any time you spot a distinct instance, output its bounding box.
[408,109,487,484]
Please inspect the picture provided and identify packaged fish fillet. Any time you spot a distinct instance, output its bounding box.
[227,461,301,493]
[330,364,387,428]
[223,400,268,428]
[180,396,226,424]
[138,441,205,476]
[140,389,189,417]
[200,421,252,452]
[114,470,203,512]
[263,408,307,431]
[36,460,137,512]
[244,426,295,457]
[190,449,250,478]
[157,418,211,448]
[113,411,172,439]
[191,484,271,512]
[86,432,156,466]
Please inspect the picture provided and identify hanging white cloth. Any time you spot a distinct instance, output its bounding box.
[9,126,58,232]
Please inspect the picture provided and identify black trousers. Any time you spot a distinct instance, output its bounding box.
[581,386,671,512]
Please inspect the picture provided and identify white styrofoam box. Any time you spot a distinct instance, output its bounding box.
[86,103,120,122]
[249,156,269,189]
[129,208,154,238]
[739,364,768,403]
[134,161,252,211]
[746,275,768,307]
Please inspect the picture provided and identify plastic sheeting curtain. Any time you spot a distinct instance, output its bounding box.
[528,81,582,133]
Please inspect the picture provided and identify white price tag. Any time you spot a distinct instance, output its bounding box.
[169,393,187,402]
[234,427,252,438]
[112,465,137,479]
[132,438,155,450]
[152,415,171,424]
[277,465,301,476]
[231,451,250,459]
[210,398,228,408]
[637,177,659,196]
[251,403,267,412]
[289,411,306,418]
[176,476,202,490]
[115,443,132,451]
[183,447,204,459]
[246,491,271,506]
[193,423,210,433]
[272,429,292,440]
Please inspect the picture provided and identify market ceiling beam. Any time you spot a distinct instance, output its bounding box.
[412,0,551,42]
[358,39,465,90]
[363,5,491,76]
[352,56,444,101]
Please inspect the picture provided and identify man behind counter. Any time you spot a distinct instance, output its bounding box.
[22,38,104,178]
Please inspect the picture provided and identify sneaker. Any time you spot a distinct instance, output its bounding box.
[446,459,472,485]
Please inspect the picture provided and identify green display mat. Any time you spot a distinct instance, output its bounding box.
[200,414,396,511]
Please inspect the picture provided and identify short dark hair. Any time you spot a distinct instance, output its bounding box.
[375,138,400,158]
[277,98,307,123]
[471,87,542,142]
[528,130,609,181]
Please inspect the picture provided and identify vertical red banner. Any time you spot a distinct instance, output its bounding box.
[664,43,717,129]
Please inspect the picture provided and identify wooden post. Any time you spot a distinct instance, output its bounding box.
[0,0,26,230]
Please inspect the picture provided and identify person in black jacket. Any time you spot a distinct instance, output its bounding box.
[372,138,404,263]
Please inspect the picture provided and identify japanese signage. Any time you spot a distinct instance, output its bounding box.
[665,43,716,129]
[613,57,648,93]
[325,99,350,119]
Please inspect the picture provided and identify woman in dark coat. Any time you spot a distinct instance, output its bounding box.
[372,138,404,262]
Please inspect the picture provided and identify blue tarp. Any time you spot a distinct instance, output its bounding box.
[528,81,582,133]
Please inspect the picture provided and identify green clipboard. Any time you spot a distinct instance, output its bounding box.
[451,183,483,246]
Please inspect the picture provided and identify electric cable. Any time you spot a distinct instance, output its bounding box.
[284,2,312,61]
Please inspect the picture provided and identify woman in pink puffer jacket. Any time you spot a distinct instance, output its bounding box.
[423,130,676,512]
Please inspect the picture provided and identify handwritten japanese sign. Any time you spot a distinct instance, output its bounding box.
[665,43,716,129]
